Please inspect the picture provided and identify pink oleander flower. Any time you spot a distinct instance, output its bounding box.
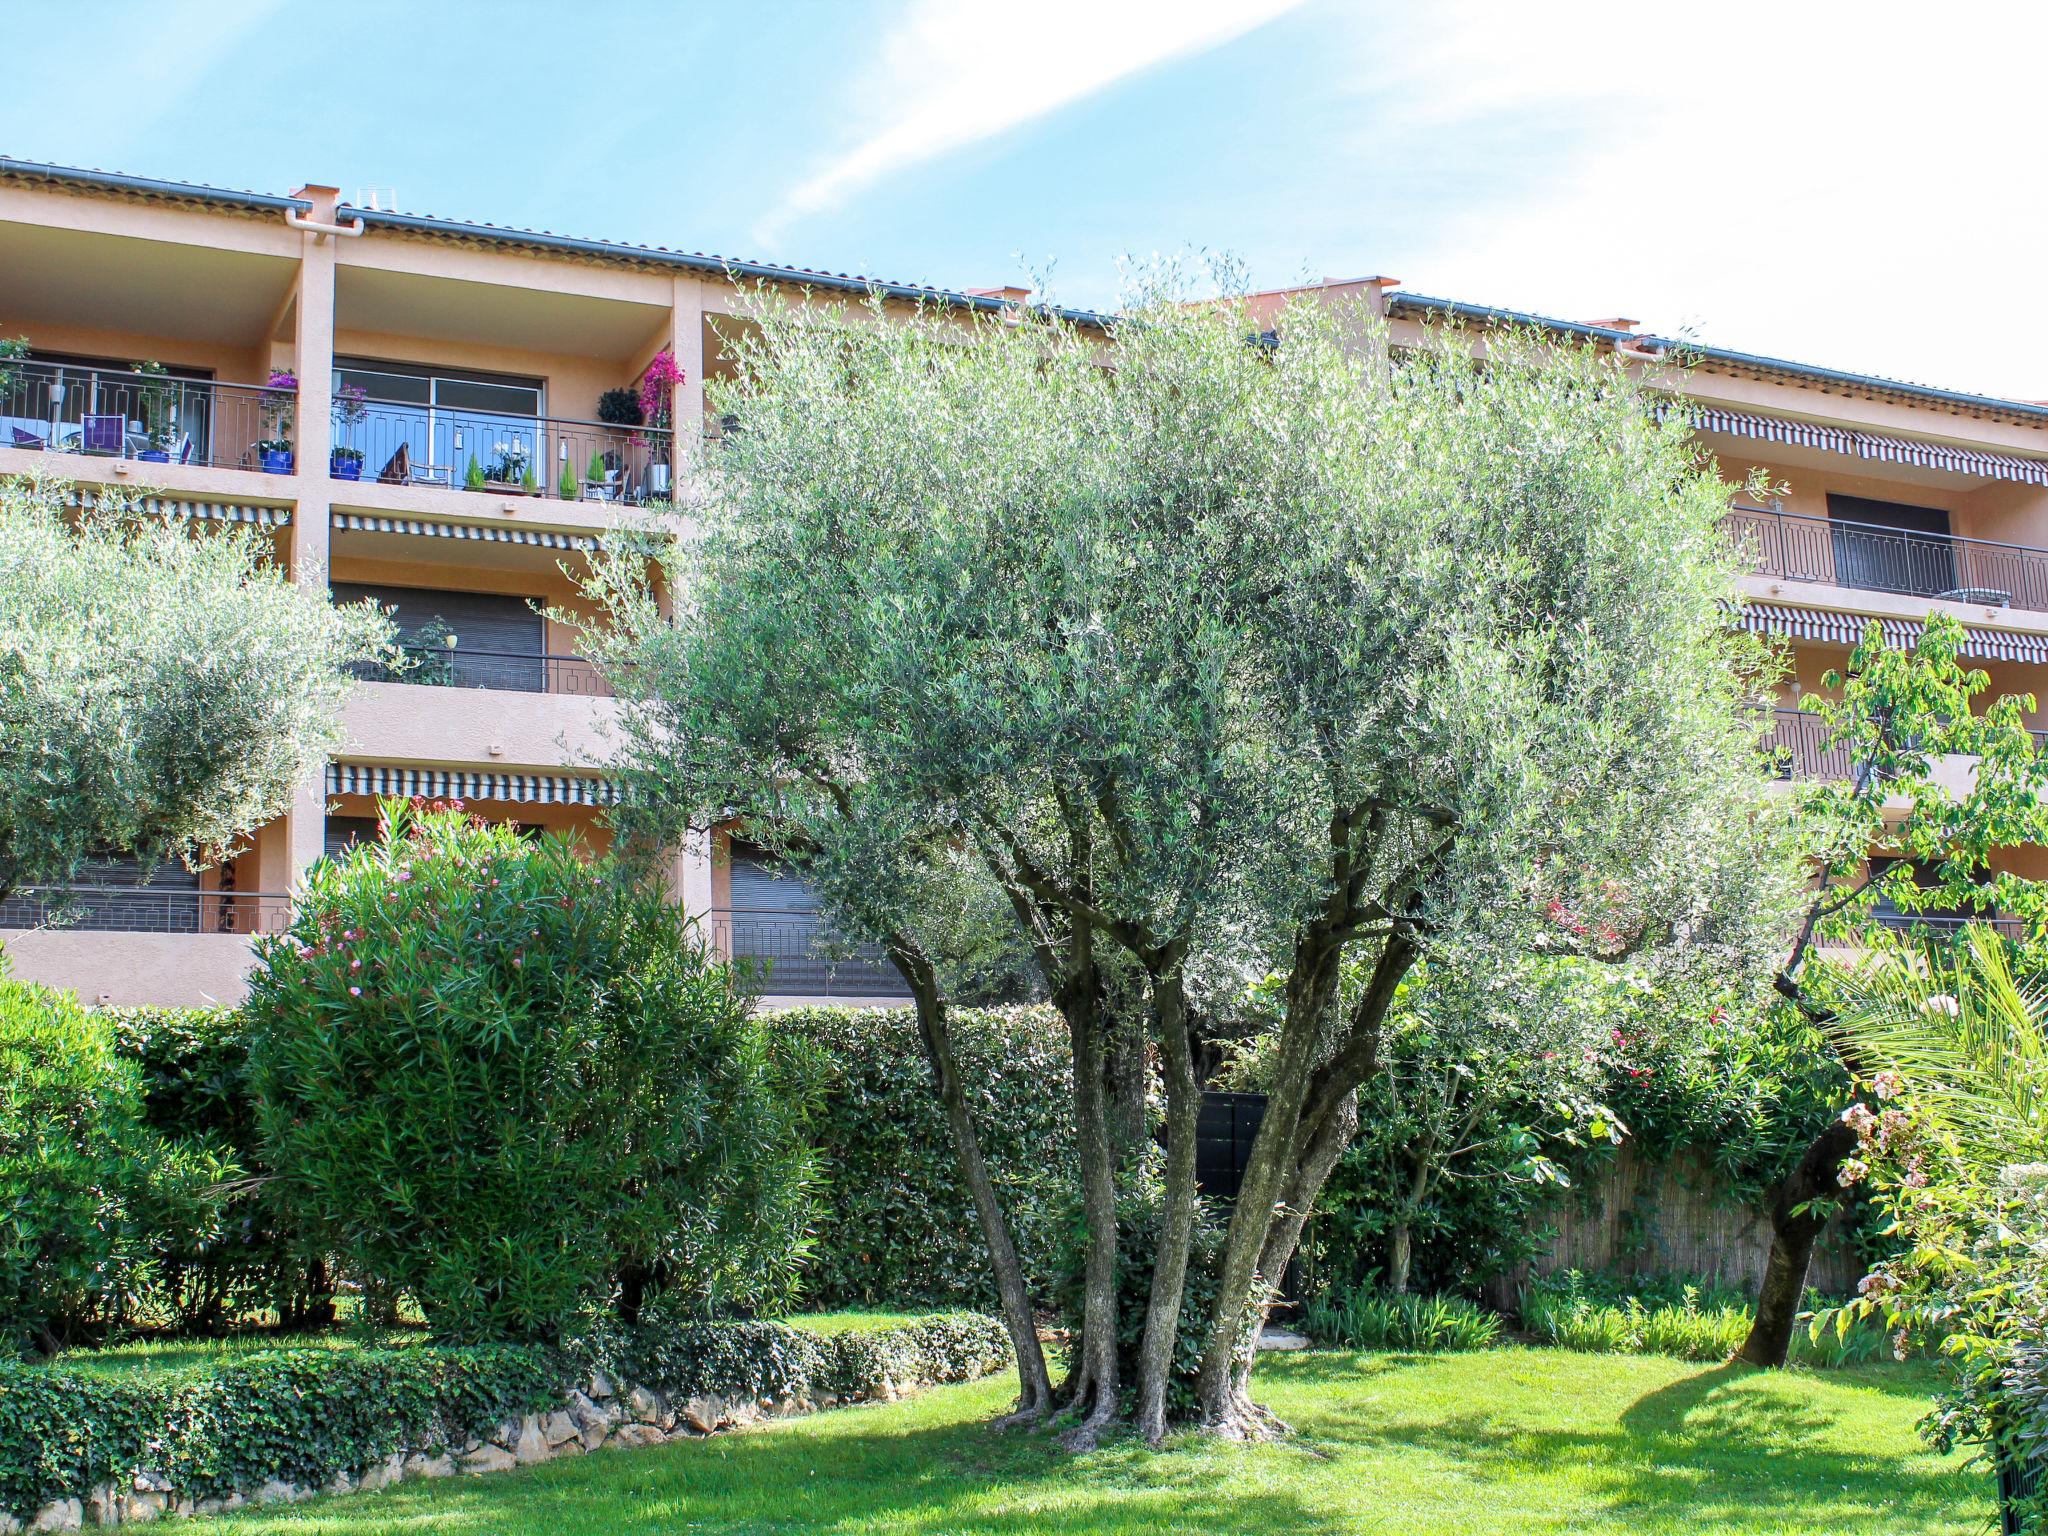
[1871,1069,1903,1101]
[1838,1157,1870,1188]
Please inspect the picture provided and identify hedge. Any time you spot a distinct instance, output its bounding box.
[0,1313,1009,1522]
[779,1007,1072,1309]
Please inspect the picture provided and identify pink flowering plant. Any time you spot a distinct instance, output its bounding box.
[242,798,819,1343]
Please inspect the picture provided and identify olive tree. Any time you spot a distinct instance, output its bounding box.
[582,274,1798,1442]
[0,476,388,906]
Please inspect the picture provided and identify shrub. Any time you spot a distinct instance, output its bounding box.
[1519,1270,1885,1366]
[107,1008,326,1332]
[595,387,644,426]
[0,1343,556,1517]
[776,1006,1071,1310]
[1299,1287,1503,1352]
[244,802,819,1342]
[0,979,218,1352]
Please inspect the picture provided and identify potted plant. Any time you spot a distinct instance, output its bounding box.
[583,448,613,502]
[596,387,643,426]
[132,361,178,462]
[0,335,28,405]
[259,369,297,474]
[331,382,367,480]
[487,439,530,490]
[558,461,579,501]
[637,348,682,497]
[465,457,486,491]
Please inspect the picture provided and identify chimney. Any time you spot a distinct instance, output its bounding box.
[1587,317,1639,334]
[966,285,1032,304]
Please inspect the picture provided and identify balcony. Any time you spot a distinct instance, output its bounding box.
[706,908,911,1000]
[0,885,291,935]
[353,643,610,697]
[1,359,294,473]
[336,376,672,505]
[1766,706,2048,782]
[1725,505,2048,611]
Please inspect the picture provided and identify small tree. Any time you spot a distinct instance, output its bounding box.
[0,476,389,906]
[584,275,1799,1440]
[244,803,819,1343]
[1738,615,2048,1367]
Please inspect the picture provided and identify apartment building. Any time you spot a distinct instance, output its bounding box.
[2,160,2043,1005]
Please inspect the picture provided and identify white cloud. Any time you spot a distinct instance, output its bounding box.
[752,0,1309,249]
[1351,0,2048,400]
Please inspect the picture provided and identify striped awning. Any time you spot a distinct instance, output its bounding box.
[1678,403,2048,488]
[331,512,598,551]
[1733,600,2048,666]
[63,488,291,527]
[327,762,621,806]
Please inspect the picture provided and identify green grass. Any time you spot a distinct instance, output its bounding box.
[40,1330,423,1379]
[186,1348,1990,1535]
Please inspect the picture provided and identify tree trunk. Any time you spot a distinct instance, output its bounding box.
[1058,963,1124,1446]
[1134,970,1200,1444]
[1386,1223,1413,1297]
[1737,1117,1858,1368]
[888,937,1055,1419]
[1386,1143,1435,1296]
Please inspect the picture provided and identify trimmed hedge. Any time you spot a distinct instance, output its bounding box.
[0,1314,1011,1520]
[779,1007,1072,1309]
[0,1344,555,1517]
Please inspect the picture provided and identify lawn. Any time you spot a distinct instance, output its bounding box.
[187,1348,1991,1535]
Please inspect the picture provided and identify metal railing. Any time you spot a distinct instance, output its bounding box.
[339,397,673,503]
[706,908,911,998]
[1868,912,2028,941]
[350,645,610,696]
[1724,505,2048,610]
[0,359,295,472]
[1763,707,1854,780]
[1764,706,2048,781]
[0,885,292,935]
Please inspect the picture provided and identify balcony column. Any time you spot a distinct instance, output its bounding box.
[671,275,706,451]
[285,188,342,893]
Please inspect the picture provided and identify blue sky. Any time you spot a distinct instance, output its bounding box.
[4,0,2044,399]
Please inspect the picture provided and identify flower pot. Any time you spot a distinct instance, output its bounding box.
[648,464,670,496]
[330,452,362,481]
[137,448,170,464]
[261,448,294,475]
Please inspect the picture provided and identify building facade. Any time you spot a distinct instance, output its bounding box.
[3,162,2044,1004]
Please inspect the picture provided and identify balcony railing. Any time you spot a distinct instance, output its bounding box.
[1765,706,2048,781]
[706,908,911,999]
[338,396,673,504]
[351,645,610,697]
[0,885,291,935]
[1868,912,2027,941]
[1724,505,2048,611]
[1,360,295,473]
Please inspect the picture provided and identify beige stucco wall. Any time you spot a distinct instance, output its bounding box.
[0,930,261,1007]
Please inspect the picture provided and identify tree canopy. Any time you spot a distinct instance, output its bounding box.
[0,476,390,902]
[582,272,1801,1439]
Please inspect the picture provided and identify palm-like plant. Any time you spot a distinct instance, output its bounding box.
[1825,928,2048,1174]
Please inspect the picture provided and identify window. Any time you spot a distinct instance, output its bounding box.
[1827,494,1957,598]
[334,359,543,484]
[332,582,545,691]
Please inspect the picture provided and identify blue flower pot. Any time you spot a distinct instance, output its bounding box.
[330,453,362,481]
[137,448,170,463]
[262,448,294,475]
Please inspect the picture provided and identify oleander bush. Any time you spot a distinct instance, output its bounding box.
[776,1006,1072,1310]
[244,802,820,1343]
[1299,1287,1503,1352]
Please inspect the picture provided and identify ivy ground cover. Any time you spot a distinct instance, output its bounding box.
[196,1349,1986,1536]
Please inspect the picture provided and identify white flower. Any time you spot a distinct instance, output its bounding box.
[1921,994,1961,1018]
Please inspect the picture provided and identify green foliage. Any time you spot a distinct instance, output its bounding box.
[572,1309,1011,1404]
[775,1006,1071,1309]
[244,802,819,1342]
[1299,1288,1502,1352]
[463,457,485,490]
[586,450,607,483]
[0,1343,557,1517]
[105,1007,322,1332]
[558,461,580,500]
[1523,1271,1885,1367]
[0,979,152,1350]
[0,477,392,898]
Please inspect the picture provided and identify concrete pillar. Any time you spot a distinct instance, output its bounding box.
[284,190,342,894]
[671,275,706,447]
